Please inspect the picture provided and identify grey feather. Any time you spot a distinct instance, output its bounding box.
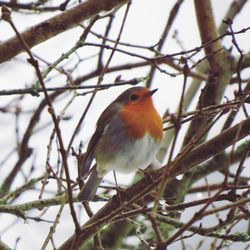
[77,165,102,201]
[79,102,121,179]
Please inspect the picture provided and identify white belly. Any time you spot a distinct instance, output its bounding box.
[97,133,160,176]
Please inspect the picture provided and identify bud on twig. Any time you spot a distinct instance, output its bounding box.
[1,5,11,22]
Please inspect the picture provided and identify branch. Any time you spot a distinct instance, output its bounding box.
[0,77,143,96]
[0,0,129,64]
[0,195,70,211]
[218,0,249,34]
[157,214,250,242]
[0,240,11,250]
[1,6,81,239]
[0,1,62,12]
[146,0,184,87]
[58,117,250,249]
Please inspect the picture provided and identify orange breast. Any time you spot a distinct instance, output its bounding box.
[121,98,163,141]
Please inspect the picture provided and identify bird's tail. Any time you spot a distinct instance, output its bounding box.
[77,165,102,201]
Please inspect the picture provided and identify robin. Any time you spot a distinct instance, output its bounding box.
[77,86,163,201]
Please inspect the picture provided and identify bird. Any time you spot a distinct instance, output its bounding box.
[77,86,163,201]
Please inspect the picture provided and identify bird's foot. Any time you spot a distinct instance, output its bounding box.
[138,168,156,183]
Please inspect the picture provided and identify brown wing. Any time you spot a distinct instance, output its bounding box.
[80,102,121,178]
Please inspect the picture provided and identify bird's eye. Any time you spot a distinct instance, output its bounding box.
[129,94,140,101]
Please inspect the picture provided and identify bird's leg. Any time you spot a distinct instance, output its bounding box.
[137,167,156,183]
[113,170,126,205]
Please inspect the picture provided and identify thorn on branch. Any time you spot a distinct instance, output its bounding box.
[182,62,190,76]
[223,17,233,26]
[169,113,181,131]
[244,94,250,103]
[47,106,53,114]
[30,89,40,97]
[1,5,11,22]
[27,58,39,68]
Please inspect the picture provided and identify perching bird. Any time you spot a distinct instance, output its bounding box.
[77,86,163,201]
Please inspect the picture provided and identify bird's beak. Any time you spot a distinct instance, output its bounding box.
[144,88,158,97]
